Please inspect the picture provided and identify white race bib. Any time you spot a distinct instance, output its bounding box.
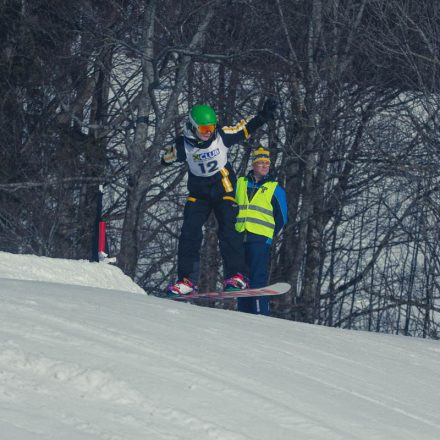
[184,137,229,177]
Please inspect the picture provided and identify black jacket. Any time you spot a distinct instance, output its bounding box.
[162,113,268,197]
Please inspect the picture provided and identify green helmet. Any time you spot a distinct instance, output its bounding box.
[189,104,217,128]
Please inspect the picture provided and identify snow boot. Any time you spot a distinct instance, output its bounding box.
[223,273,249,291]
[167,278,198,297]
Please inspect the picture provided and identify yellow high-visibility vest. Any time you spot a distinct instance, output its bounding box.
[235,177,277,238]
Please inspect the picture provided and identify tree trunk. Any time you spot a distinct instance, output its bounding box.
[118,3,218,278]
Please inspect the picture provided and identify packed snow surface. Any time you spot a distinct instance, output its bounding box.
[0,252,439,439]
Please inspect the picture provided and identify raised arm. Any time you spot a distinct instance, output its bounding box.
[220,98,278,148]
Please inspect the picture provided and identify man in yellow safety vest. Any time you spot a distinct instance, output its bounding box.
[235,147,288,315]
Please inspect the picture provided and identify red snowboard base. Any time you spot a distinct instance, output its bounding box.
[169,282,291,300]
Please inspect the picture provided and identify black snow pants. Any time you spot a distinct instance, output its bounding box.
[177,168,247,284]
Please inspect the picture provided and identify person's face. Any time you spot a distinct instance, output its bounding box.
[196,124,216,141]
[253,160,270,179]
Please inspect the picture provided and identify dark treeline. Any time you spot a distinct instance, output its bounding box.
[1,0,440,338]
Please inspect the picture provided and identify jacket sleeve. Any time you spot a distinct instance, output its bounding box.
[272,184,288,236]
[161,137,187,166]
[219,113,268,148]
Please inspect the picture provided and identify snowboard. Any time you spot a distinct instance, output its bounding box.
[169,282,290,300]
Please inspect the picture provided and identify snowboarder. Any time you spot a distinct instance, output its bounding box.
[162,99,277,295]
[234,147,288,315]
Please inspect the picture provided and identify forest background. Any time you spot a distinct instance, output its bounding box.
[1,0,439,338]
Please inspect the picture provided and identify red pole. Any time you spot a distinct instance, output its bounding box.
[98,221,106,255]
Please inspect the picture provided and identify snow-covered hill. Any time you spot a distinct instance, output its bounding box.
[0,253,439,439]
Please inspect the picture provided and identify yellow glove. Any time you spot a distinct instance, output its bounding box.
[162,146,177,163]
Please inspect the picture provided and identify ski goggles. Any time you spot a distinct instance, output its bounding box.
[197,124,216,135]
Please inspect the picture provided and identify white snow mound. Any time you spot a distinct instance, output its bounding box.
[0,251,144,294]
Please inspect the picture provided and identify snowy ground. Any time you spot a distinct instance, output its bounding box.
[0,252,439,440]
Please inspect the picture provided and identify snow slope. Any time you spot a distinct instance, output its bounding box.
[0,253,439,439]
